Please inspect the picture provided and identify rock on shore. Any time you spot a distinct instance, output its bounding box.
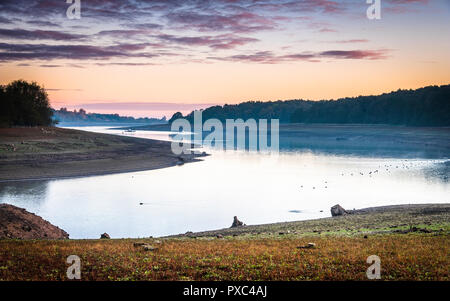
[231,216,245,228]
[330,204,349,217]
[0,204,69,239]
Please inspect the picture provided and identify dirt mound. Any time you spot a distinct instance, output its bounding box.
[0,204,69,239]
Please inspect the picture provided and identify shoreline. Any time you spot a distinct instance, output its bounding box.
[0,127,205,182]
[0,161,194,183]
[165,203,450,239]
[1,203,448,240]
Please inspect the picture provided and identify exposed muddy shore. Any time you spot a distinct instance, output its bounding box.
[0,127,204,181]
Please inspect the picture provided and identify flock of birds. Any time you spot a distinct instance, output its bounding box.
[298,159,428,191]
[135,159,442,205]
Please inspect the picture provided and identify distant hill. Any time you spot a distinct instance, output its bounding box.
[53,108,167,126]
[171,85,450,127]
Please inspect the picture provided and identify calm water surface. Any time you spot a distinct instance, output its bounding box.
[0,126,448,238]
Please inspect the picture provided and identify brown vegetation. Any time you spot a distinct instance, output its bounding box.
[0,204,448,281]
[0,234,448,281]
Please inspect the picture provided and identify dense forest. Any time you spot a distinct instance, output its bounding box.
[171,85,450,127]
[54,108,166,125]
[0,80,54,127]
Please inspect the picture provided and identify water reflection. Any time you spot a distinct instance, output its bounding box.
[0,180,49,209]
[0,127,448,239]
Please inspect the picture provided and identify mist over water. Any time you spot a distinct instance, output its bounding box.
[0,126,448,239]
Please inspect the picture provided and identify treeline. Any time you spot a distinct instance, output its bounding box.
[54,108,167,124]
[0,80,54,127]
[171,85,450,127]
[170,100,313,124]
[290,85,449,126]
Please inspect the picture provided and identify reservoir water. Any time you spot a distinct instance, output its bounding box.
[0,126,448,238]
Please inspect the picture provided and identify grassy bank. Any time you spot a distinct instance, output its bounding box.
[0,127,201,181]
[0,204,448,281]
[1,234,448,281]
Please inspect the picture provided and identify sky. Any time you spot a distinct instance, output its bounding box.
[0,0,449,118]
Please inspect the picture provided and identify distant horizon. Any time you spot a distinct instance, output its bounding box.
[51,83,449,119]
[52,101,217,119]
[1,0,449,119]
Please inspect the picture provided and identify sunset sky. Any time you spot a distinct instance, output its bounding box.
[0,0,449,118]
